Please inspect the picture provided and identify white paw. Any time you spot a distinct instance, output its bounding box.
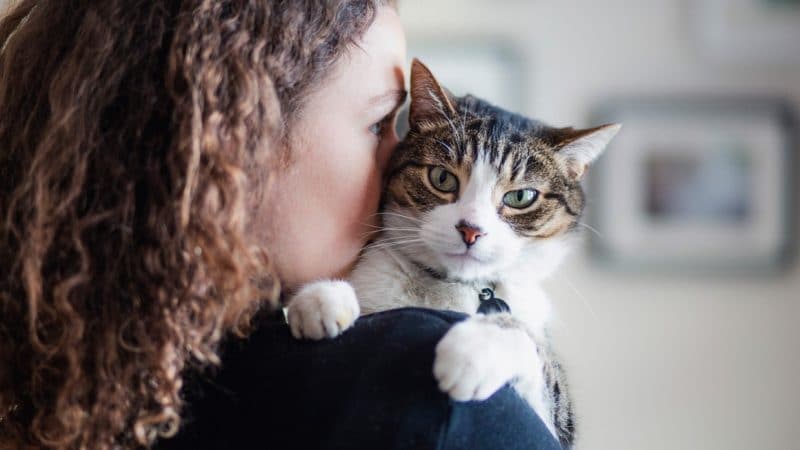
[433,319,526,401]
[286,280,360,340]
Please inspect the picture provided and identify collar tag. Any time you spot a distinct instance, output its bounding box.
[477,288,510,315]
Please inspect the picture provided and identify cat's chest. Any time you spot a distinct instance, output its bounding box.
[402,277,484,314]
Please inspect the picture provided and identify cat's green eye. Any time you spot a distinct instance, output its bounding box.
[428,166,459,193]
[503,189,539,209]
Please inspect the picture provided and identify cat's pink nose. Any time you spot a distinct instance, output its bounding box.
[455,221,485,247]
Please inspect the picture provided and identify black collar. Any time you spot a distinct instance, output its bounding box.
[408,259,498,291]
[410,259,449,281]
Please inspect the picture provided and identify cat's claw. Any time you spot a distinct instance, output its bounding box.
[287,281,360,340]
[433,318,524,402]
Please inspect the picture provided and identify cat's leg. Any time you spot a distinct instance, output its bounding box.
[505,331,574,448]
[433,313,570,444]
[433,313,543,402]
[286,280,360,340]
[495,286,574,446]
[532,340,575,448]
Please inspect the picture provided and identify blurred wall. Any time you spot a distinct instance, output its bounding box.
[400,1,800,450]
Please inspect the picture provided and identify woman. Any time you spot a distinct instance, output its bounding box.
[0,1,561,449]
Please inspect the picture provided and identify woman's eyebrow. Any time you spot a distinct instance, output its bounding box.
[368,89,408,111]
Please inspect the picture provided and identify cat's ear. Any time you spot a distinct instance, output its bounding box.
[553,123,621,180]
[408,58,457,129]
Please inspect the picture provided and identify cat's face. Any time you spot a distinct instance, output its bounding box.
[378,60,620,282]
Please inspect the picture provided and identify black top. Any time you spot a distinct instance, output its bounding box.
[156,308,562,450]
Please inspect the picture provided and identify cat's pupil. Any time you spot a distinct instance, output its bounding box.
[516,191,524,201]
[439,172,447,183]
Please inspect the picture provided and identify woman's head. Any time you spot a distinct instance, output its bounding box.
[0,0,401,448]
[259,5,406,290]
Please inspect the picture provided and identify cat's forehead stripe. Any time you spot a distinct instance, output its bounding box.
[497,142,514,174]
[412,110,574,193]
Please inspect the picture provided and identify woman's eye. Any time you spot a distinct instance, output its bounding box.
[369,114,392,136]
[502,189,539,209]
[369,120,384,136]
[428,166,459,193]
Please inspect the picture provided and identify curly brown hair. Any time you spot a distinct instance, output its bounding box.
[0,0,392,448]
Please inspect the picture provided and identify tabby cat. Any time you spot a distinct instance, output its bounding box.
[286,59,620,448]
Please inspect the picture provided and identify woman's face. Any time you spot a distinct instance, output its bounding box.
[263,6,407,291]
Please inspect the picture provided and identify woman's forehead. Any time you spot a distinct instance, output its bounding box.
[327,6,407,108]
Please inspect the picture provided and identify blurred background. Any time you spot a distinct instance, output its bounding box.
[399,1,800,449]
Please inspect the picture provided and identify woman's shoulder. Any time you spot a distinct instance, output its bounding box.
[157,307,560,450]
[157,308,460,448]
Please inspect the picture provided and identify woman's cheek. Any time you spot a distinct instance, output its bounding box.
[343,137,384,241]
[361,165,383,230]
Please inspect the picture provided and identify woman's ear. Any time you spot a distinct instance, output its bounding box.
[553,123,621,180]
[408,58,456,130]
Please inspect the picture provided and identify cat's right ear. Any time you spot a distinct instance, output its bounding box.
[408,58,456,130]
[553,123,622,180]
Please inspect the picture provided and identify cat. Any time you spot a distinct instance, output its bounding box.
[286,58,620,448]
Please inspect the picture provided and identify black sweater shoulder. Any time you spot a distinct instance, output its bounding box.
[156,308,561,450]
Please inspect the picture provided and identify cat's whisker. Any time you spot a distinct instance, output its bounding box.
[436,103,458,137]
[362,235,424,245]
[455,109,470,150]
[435,139,455,158]
[366,241,425,251]
[420,237,453,246]
[460,111,467,145]
[359,226,385,238]
[360,226,419,240]
[363,240,426,253]
[360,227,422,239]
[365,235,422,245]
[560,273,597,322]
[360,221,425,232]
[381,227,454,239]
[373,211,424,224]
[375,235,423,243]
[418,229,458,241]
[380,228,432,237]
[576,221,604,239]
[379,227,424,232]
[360,222,387,229]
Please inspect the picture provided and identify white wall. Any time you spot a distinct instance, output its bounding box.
[400,1,800,450]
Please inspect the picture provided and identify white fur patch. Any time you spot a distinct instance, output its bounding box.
[286,280,360,340]
[433,316,540,401]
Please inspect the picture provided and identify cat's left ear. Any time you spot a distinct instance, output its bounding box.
[553,123,621,180]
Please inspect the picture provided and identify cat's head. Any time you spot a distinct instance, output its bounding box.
[379,59,620,282]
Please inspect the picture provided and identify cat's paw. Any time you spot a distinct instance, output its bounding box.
[286,280,360,340]
[433,319,526,402]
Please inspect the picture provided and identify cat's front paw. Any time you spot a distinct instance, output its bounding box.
[286,280,360,340]
[433,319,524,401]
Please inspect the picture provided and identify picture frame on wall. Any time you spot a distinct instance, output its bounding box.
[588,98,796,274]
